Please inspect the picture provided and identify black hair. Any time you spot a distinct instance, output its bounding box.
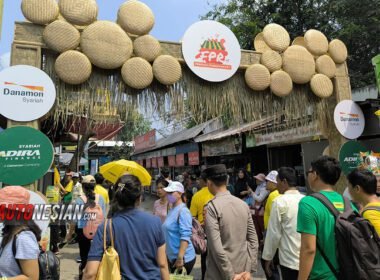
[161,168,170,178]
[109,175,142,217]
[200,172,208,181]
[347,169,377,195]
[278,167,298,187]
[208,174,228,187]
[310,156,341,185]
[82,182,96,208]
[94,173,105,185]
[1,210,42,249]
[156,178,169,188]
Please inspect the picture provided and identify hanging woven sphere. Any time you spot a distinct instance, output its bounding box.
[245,64,271,91]
[81,21,133,69]
[133,35,161,62]
[329,39,348,64]
[310,74,333,98]
[283,45,315,84]
[21,0,59,25]
[118,0,155,35]
[270,70,293,97]
[59,0,98,26]
[304,29,329,56]
[316,55,337,78]
[292,37,307,48]
[121,57,153,89]
[55,50,92,85]
[43,20,80,53]
[253,33,272,53]
[153,55,182,85]
[261,50,282,73]
[263,23,290,52]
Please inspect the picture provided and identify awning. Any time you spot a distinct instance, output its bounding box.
[59,153,88,166]
[195,116,277,143]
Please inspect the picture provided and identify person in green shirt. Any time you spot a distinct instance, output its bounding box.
[297,156,345,280]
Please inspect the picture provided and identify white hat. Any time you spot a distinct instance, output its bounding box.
[72,172,80,178]
[265,170,278,184]
[163,181,185,193]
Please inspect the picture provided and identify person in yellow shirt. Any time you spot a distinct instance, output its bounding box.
[190,172,214,280]
[94,173,110,208]
[264,170,281,229]
[347,169,380,235]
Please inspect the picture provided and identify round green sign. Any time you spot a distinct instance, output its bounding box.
[339,141,367,175]
[0,126,54,185]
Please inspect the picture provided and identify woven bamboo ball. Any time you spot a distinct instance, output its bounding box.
[261,50,282,73]
[153,55,182,85]
[310,74,333,98]
[292,36,307,48]
[263,24,290,52]
[43,21,80,53]
[304,29,329,56]
[283,45,315,84]
[253,33,272,53]
[81,21,133,69]
[21,0,59,25]
[121,57,153,89]
[55,50,92,85]
[133,35,161,62]
[59,0,98,26]
[118,0,155,35]
[329,39,348,64]
[270,70,293,97]
[316,55,336,78]
[245,64,270,91]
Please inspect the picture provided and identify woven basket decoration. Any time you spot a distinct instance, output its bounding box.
[316,55,336,78]
[55,50,92,85]
[118,0,155,35]
[153,55,182,85]
[292,36,307,48]
[43,20,80,53]
[304,29,329,56]
[310,74,333,98]
[133,35,161,62]
[329,39,348,64]
[270,70,293,97]
[81,21,133,69]
[245,64,271,91]
[121,57,153,89]
[283,45,315,84]
[263,23,290,52]
[261,50,282,73]
[59,0,98,26]
[21,0,59,25]
[253,33,272,53]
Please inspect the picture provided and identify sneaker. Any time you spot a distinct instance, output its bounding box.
[76,256,82,263]
[58,242,67,249]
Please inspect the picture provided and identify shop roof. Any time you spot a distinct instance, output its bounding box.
[195,116,278,143]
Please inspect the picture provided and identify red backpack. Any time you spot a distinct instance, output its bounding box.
[81,194,104,240]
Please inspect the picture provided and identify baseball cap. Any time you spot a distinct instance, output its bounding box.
[82,175,96,184]
[0,186,30,208]
[254,173,266,182]
[265,170,278,184]
[163,181,185,193]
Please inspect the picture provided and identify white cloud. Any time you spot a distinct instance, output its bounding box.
[0,52,11,70]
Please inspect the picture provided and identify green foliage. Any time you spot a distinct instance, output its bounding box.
[204,0,380,88]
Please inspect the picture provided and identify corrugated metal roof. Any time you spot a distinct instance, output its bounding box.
[195,116,277,142]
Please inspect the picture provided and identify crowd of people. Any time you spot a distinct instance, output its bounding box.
[0,155,379,280]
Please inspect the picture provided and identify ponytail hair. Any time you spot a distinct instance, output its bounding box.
[82,182,96,207]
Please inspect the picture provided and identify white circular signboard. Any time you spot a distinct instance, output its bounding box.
[182,20,241,82]
[334,100,365,139]
[0,65,56,121]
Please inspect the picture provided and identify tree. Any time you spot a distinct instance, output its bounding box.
[204,0,379,88]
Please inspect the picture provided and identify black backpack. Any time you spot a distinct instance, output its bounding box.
[13,230,60,280]
[311,193,380,280]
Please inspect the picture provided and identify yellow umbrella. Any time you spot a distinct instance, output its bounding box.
[99,160,152,186]
[375,110,380,116]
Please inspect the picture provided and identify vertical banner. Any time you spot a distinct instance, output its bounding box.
[188,151,200,166]
[146,158,151,168]
[168,155,176,167]
[151,157,157,168]
[176,154,185,167]
[157,157,164,168]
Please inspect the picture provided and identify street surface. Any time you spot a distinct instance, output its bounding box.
[60,194,266,279]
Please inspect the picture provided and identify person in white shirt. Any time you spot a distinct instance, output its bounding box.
[262,167,304,280]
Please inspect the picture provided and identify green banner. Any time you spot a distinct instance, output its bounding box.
[0,126,54,185]
[339,141,367,175]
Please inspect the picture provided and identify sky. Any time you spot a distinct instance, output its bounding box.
[0,0,222,56]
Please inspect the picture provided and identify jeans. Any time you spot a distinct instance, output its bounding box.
[280,265,299,280]
[201,250,207,280]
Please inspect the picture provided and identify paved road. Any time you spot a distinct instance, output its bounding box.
[59,194,266,279]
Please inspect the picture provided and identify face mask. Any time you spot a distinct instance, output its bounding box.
[167,193,177,204]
